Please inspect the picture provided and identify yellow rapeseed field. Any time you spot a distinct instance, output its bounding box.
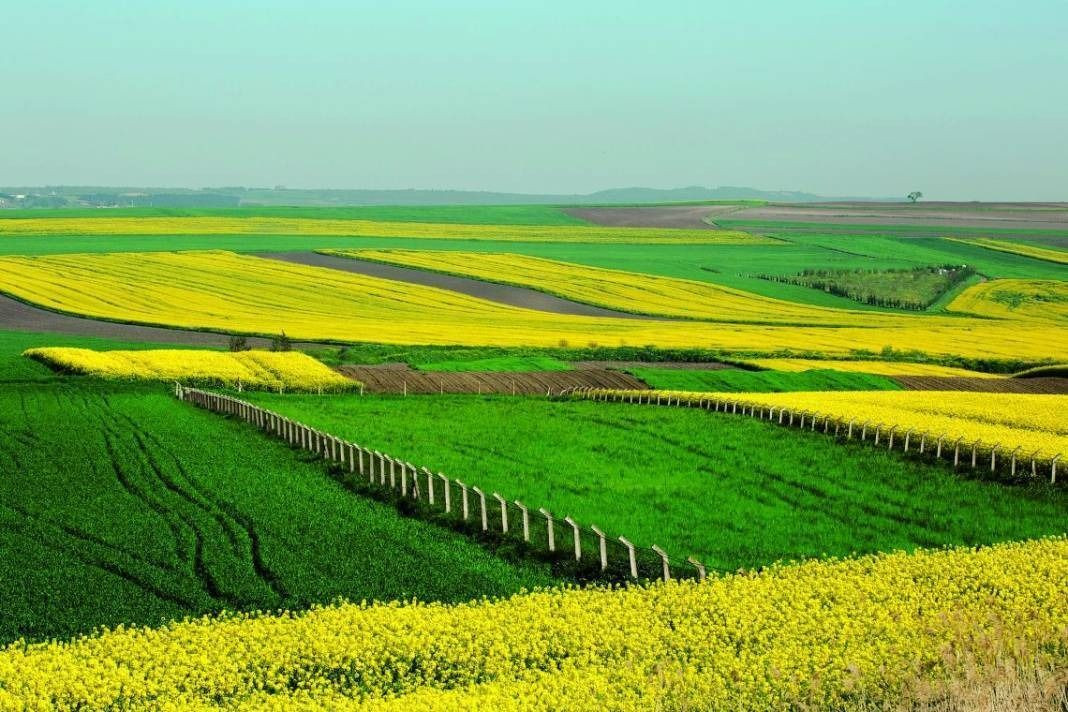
[325,248,936,327]
[0,537,1065,710]
[947,236,1068,265]
[24,347,356,392]
[743,358,1002,378]
[0,215,772,245]
[0,251,1064,360]
[947,278,1068,322]
[630,390,1068,460]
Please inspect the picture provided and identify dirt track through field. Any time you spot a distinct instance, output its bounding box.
[0,292,329,349]
[893,376,1068,394]
[342,364,649,394]
[563,205,757,229]
[258,252,653,319]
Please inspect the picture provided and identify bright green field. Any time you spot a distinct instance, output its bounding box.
[0,331,551,643]
[627,368,902,392]
[245,393,1068,574]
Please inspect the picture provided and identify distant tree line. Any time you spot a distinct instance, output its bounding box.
[756,265,975,311]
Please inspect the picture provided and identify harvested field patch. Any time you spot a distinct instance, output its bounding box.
[563,205,740,229]
[722,202,1068,232]
[261,252,646,318]
[892,376,1068,394]
[341,364,646,394]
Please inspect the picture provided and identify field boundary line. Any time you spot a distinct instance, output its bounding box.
[559,388,1063,484]
[174,385,703,583]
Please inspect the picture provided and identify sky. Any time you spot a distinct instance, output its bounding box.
[2,1,1066,200]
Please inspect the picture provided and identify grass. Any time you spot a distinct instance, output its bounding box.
[0,331,551,644]
[627,367,902,392]
[415,355,572,372]
[243,393,1068,574]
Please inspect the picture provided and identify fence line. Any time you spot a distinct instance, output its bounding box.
[558,387,1062,485]
[174,384,702,582]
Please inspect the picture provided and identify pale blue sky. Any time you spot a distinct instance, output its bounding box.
[3,1,1066,199]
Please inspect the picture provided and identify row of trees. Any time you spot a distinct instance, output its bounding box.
[757,265,975,311]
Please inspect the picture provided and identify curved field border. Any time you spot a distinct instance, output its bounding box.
[260,252,653,319]
[0,292,334,349]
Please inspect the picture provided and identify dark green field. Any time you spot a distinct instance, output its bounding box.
[0,331,551,644]
[626,367,902,392]
[244,393,1068,574]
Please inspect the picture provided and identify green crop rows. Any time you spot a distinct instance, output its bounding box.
[243,393,1068,575]
[0,331,551,644]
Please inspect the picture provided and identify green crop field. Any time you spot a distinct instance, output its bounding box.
[0,331,550,644]
[626,367,902,392]
[242,393,1068,574]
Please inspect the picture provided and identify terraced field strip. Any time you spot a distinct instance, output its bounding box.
[0,216,773,245]
[892,376,1068,394]
[25,347,357,392]
[0,250,1063,360]
[178,386,692,582]
[567,389,1067,481]
[742,358,1002,378]
[342,365,646,395]
[323,248,955,326]
[946,237,1068,265]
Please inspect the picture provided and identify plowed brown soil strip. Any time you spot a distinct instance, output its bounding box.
[341,364,649,395]
[893,376,1068,394]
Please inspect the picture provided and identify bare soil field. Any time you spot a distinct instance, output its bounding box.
[563,205,744,229]
[260,252,650,318]
[341,364,648,394]
[893,375,1068,394]
[0,293,333,349]
[724,202,1068,233]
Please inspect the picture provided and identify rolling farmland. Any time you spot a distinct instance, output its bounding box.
[0,250,1064,360]
[1,204,1065,710]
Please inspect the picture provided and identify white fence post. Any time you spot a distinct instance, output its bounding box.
[456,480,470,521]
[539,508,555,552]
[618,536,637,578]
[686,556,706,582]
[439,473,451,513]
[492,493,508,533]
[514,500,530,542]
[422,467,435,504]
[563,516,581,561]
[471,486,488,531]
[590,525,607,571]
[651,545,671,582]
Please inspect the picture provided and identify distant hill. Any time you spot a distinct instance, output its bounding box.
[0,185,881,209]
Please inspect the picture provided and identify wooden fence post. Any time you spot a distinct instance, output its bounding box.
[539,508,555,552]
[1052,455,1061,484]
[590,525,607,571]
[990,443,1000,473]
[563,516,581,561]
[1009,446,1021,477]
[650,545,671,582]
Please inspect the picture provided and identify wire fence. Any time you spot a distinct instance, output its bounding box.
[175,384,708,583]
[558,387,1063,485]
